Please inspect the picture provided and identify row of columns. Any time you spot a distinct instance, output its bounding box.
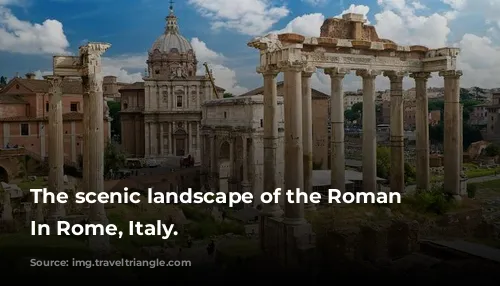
[44,47,110,253]
[144,121,200,157]
[259,64,463,223]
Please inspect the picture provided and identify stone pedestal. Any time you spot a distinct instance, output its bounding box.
[1,191,12,221]
[260,216,316,269]
[459,176,468,196]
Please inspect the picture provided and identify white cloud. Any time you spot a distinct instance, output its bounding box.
[101,55,146,83]
[187,0,289,36]
[0,6,69,54]
[190,38,249,95]
[301,0,328,6]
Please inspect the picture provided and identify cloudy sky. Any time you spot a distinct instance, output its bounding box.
[0,0,498,94]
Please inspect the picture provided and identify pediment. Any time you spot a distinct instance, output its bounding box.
[1,79,34,95]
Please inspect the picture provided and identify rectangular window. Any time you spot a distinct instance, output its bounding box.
[177,96,182,107]
[21,123,29,136]
[260,119,263,127]
[45,102,49,112]
[70,102,78,112]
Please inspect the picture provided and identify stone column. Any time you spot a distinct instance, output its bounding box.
[301,67,315,210]
[385,71,407,193]
[82,78,90,191]
[169,122,173,155]
[283,64,305,225]
[261,69,283,216]
[144,122,150,157]
[160,123,164,156]
[241,135,251,205]
[188,122,192,155]
[184,121,188,154]
[459,104,464,170]
[196,121,200,162]
[440,70,462,198]
[83,43,111,253]
[356,70,380,192]
[46,75,66,218]
[229,138,234,180]
[172,121,176,155]
[325,68,349,193]
[210,134,217,192]
[411,72,431,191]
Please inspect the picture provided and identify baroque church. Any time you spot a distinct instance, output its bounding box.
[119,4,224,164]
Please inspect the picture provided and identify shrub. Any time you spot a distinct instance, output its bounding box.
[403,186,456,215]
[467,184,477,198]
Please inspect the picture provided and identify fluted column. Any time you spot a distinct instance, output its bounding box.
[82,43,111,253]
[45,75,65,218]
[169,122,173,155]
[283,63,305,225]
[440,70,462,198]
[356,70,380,193]
[459,104,464,171]
[385,71,407,193]
[411,72,431,191]
[144,123,150,157]
[261,69,283,217]
[160,123,164,156]
[188,121,192,155]
[301,67,315,210]
[82,77,90,193]
[196,121,200,162]
[325,68,349,193]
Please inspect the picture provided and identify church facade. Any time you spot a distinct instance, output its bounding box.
[120,5,223,163]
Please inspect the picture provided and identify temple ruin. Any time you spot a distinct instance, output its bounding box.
[46,42,111,253]
[248,13,462,266]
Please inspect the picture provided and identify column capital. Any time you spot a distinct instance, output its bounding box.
[410,72,431,80]
[383,71,407,82]
[324,67,350,78]
[278,60,305,72]
[439,70,463,79]
[301,65,316,77]
[79,42,111,57]
[257,65,280,76]
[44,75,64,92]
[355,69,381,79]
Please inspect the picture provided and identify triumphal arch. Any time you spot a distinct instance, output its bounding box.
[248,13,462,266]
[45,42,111,254]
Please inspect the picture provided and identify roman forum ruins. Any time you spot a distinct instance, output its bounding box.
[248,13,462,263]
[46,42,111,253]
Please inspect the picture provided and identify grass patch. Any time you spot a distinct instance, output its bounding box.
[15,177,46,190]
[468,178,500,191]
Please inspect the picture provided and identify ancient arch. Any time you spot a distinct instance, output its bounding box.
[219,141,230,159]
[0,166,8,183]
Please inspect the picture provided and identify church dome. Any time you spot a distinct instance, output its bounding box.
[151,32,192,54]
[150,6,193,54]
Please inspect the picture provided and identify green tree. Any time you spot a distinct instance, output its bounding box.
[223,92,233,98]
[104,142,126,176]
[0,76,7,88]
[376,146,416,184]
[485,144,500,157]
[344,109,359,123]
[107,101,121,140]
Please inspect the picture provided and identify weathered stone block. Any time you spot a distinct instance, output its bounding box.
[317,37,338,47]
[260,216,316,269]
[360,222,391,263]
[351,40,371,49]
[387,220,420,259]
[277,33,305,43]
[409,45,429,52]
[435,208,482,237]
[318,227,361,264]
